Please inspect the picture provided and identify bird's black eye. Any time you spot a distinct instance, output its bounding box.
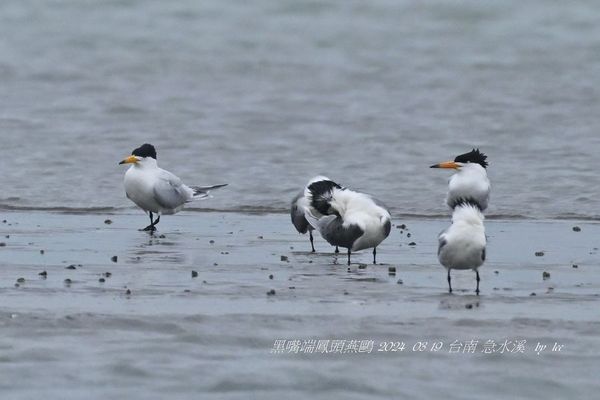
[132,143,157,159]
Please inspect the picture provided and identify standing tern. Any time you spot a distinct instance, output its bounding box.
[290,176,339,253]
[304,178,391,265]
[430,148,490,211]
[437,201,486,294]
[118,143,227,231]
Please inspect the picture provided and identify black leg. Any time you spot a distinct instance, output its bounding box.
[373,247,377,265]
[347,248,351,266]
[309,231,315,253]
[335,246,339,254]
[141,211,157,231]
[475,270,480,295]
[447,269,452,293]
[153,215,160,226]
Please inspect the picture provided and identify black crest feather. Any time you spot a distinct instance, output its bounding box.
[132,143,157,159]
[307,180,343,216]
[454,148,488,168]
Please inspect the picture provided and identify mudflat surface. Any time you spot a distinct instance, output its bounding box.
[0,211,599,399]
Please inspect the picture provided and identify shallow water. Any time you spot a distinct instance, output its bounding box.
[1,1,600,218]
[1,211,599,398]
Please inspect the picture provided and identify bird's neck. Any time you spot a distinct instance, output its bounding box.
[135,159,158,169]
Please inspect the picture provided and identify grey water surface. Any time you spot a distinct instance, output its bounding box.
[1,0,600,218]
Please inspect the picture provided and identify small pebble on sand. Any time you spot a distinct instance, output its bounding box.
[209,240,215,244]
[158,234,166,238]
[530,292,536,296]
[104,219,112,225]
[40,249,45,254]
[542,271,551,280]
[39,271,47,277]
[266,289,276,296]
[465,304,473,309]
[16,277,25,283]
[494,270,499,274]
[99,278,105,283]
[258,236,263,239]
[66,265,77,270]
[64,279,72,285]
[408,242,416,246]
[269,274,273,280]
[399,224,406,229]
[280,255,288,262]
[111,256,118,263]
[358,264,367,269]
[191,270,198,278]
[125,289,131,295]
[572,226,581,232]
[397,279,403,285]
[572,264,578,269]
[0,242,6,247]
[535,251,544,257]
[407,233,411,238]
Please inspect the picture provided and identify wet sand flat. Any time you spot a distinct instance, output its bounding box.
[1,211,599,399]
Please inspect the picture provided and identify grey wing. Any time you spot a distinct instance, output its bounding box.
[438,229,448,256]
[153,173,189,210]
[305,212,363,248]
[290,192,310,234]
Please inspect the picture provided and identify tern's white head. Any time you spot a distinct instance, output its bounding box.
[118,143,158,168]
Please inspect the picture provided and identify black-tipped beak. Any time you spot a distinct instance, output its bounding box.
[119,155,138,165]
[430,161,460,169]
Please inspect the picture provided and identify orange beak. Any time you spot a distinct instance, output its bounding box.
[430,161,460,169]
[118,155,139,165]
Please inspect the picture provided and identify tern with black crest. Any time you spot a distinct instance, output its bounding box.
[437,201,486,294]
[290,176,339,253]
[303,178,391,265]
[118,143,227,232]
[430,148,490,211]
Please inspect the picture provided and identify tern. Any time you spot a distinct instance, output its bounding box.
[437,201,486,294]
[118,143,227,231]
[290,176,339,253]
[430,148,490,211]
[304,178,391,265]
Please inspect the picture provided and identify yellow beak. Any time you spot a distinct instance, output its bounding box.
[430,161,460,169]
[119,155,139,165]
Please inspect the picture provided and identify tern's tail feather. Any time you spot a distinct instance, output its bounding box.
[190,183,228,200]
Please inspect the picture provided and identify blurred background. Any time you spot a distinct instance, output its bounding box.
[1,0,599,218]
